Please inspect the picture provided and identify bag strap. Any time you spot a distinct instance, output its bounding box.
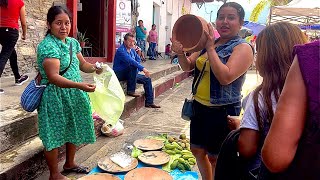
[192,59,208,95]
[59,42,73,76]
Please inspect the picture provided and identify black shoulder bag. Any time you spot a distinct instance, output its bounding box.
[181,58,208,121]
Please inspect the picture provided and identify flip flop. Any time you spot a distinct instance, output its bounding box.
[63,165,90,174]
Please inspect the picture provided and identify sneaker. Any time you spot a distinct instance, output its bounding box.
[0,89,4,94]
[15,75,29,86]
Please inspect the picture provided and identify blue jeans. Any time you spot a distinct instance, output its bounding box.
[149,42,157,59]
[115,67,154,105]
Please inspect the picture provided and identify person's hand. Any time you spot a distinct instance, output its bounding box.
[22,34,26,40]
[93,62,103,74]
[204,23,216,49]
[143,68,151,78]
[95,68,103,75]
[227,115,241,130]
[170,38,184,55]
[77,82,96,92]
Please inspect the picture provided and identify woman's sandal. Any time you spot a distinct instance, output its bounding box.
[63,165,90,174]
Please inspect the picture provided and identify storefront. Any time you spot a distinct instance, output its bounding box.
[67,0,117,62]
[115,0,132,50]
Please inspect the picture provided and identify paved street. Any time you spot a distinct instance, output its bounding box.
[36,70,260,180]
[35,76,194,180]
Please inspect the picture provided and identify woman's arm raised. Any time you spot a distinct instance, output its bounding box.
[205,24,253,85]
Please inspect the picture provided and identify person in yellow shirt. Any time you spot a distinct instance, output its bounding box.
[171,2,253,179]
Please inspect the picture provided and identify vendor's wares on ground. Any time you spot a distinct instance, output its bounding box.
[84,133,198,179]
[133,138,164,151]
[98,156,138,173]
[109,152,133,168]
[138,151,170,165]
[78,173,121,180]
[101,120,125,137]
[124,167,173,180]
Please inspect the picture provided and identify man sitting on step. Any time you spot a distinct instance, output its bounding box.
[113,33,160,108]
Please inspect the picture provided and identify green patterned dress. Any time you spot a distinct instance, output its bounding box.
[37,34,96,151]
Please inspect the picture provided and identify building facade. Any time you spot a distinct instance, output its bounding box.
[1,0,191,76]
[1,0,66,76]
[136,0,191,53]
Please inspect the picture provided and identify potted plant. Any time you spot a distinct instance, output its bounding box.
[77,31,89,48]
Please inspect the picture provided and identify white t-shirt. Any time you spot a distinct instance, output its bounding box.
[240,91,278,131]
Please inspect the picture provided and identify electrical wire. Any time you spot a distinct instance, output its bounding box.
[202,0,212,14]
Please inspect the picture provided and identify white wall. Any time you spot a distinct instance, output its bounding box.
[137,0,191,53]
[137,0,153,33]
[156,1,167,52]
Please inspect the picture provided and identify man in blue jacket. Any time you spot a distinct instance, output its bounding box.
[113,33,160,108]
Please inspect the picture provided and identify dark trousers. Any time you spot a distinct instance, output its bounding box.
[115,66,154,105]
[0,27,20,79]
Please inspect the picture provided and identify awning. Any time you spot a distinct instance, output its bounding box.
[299,24,320,30]
[243,21,266,35]
[270,0,320,25]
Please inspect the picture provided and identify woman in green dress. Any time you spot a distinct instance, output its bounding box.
[37,6,102,180]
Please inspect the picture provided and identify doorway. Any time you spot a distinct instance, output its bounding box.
[77,0,106,57]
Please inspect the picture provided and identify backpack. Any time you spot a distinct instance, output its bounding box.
[215,129,258,180]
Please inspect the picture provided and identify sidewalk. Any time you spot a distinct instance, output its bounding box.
[36,70,261,180]
[0,58,261,179]
[0,59,176,111]
[0,58,193,180]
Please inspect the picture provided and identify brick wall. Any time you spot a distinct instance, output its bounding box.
[1,0,66,77]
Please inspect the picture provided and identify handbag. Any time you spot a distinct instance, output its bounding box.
[20,43,73,112]
[181,59,208,120]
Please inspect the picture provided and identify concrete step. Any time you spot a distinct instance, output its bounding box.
[0,107,38,154]
[119,65,181,93]
[0,68,191,180]
[0,63,182,154]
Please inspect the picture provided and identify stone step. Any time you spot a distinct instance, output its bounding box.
[0,69,191,180]
[0,63,181,154]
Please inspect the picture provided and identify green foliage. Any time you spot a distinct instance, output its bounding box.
[77,31,89,42]
[249,0,292,22]
[131,147,143,158]
[250,0,269,22]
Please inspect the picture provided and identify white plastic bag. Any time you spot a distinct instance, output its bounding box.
[101,119,124,137]
[89,64,125,126]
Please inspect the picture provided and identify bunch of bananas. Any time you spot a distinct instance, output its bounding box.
[162,134,196,171]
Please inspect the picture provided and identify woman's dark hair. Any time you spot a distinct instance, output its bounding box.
[152,24,156,28]
[217,2,245,22]
[0,0,8,8]
[46,5,72,36]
